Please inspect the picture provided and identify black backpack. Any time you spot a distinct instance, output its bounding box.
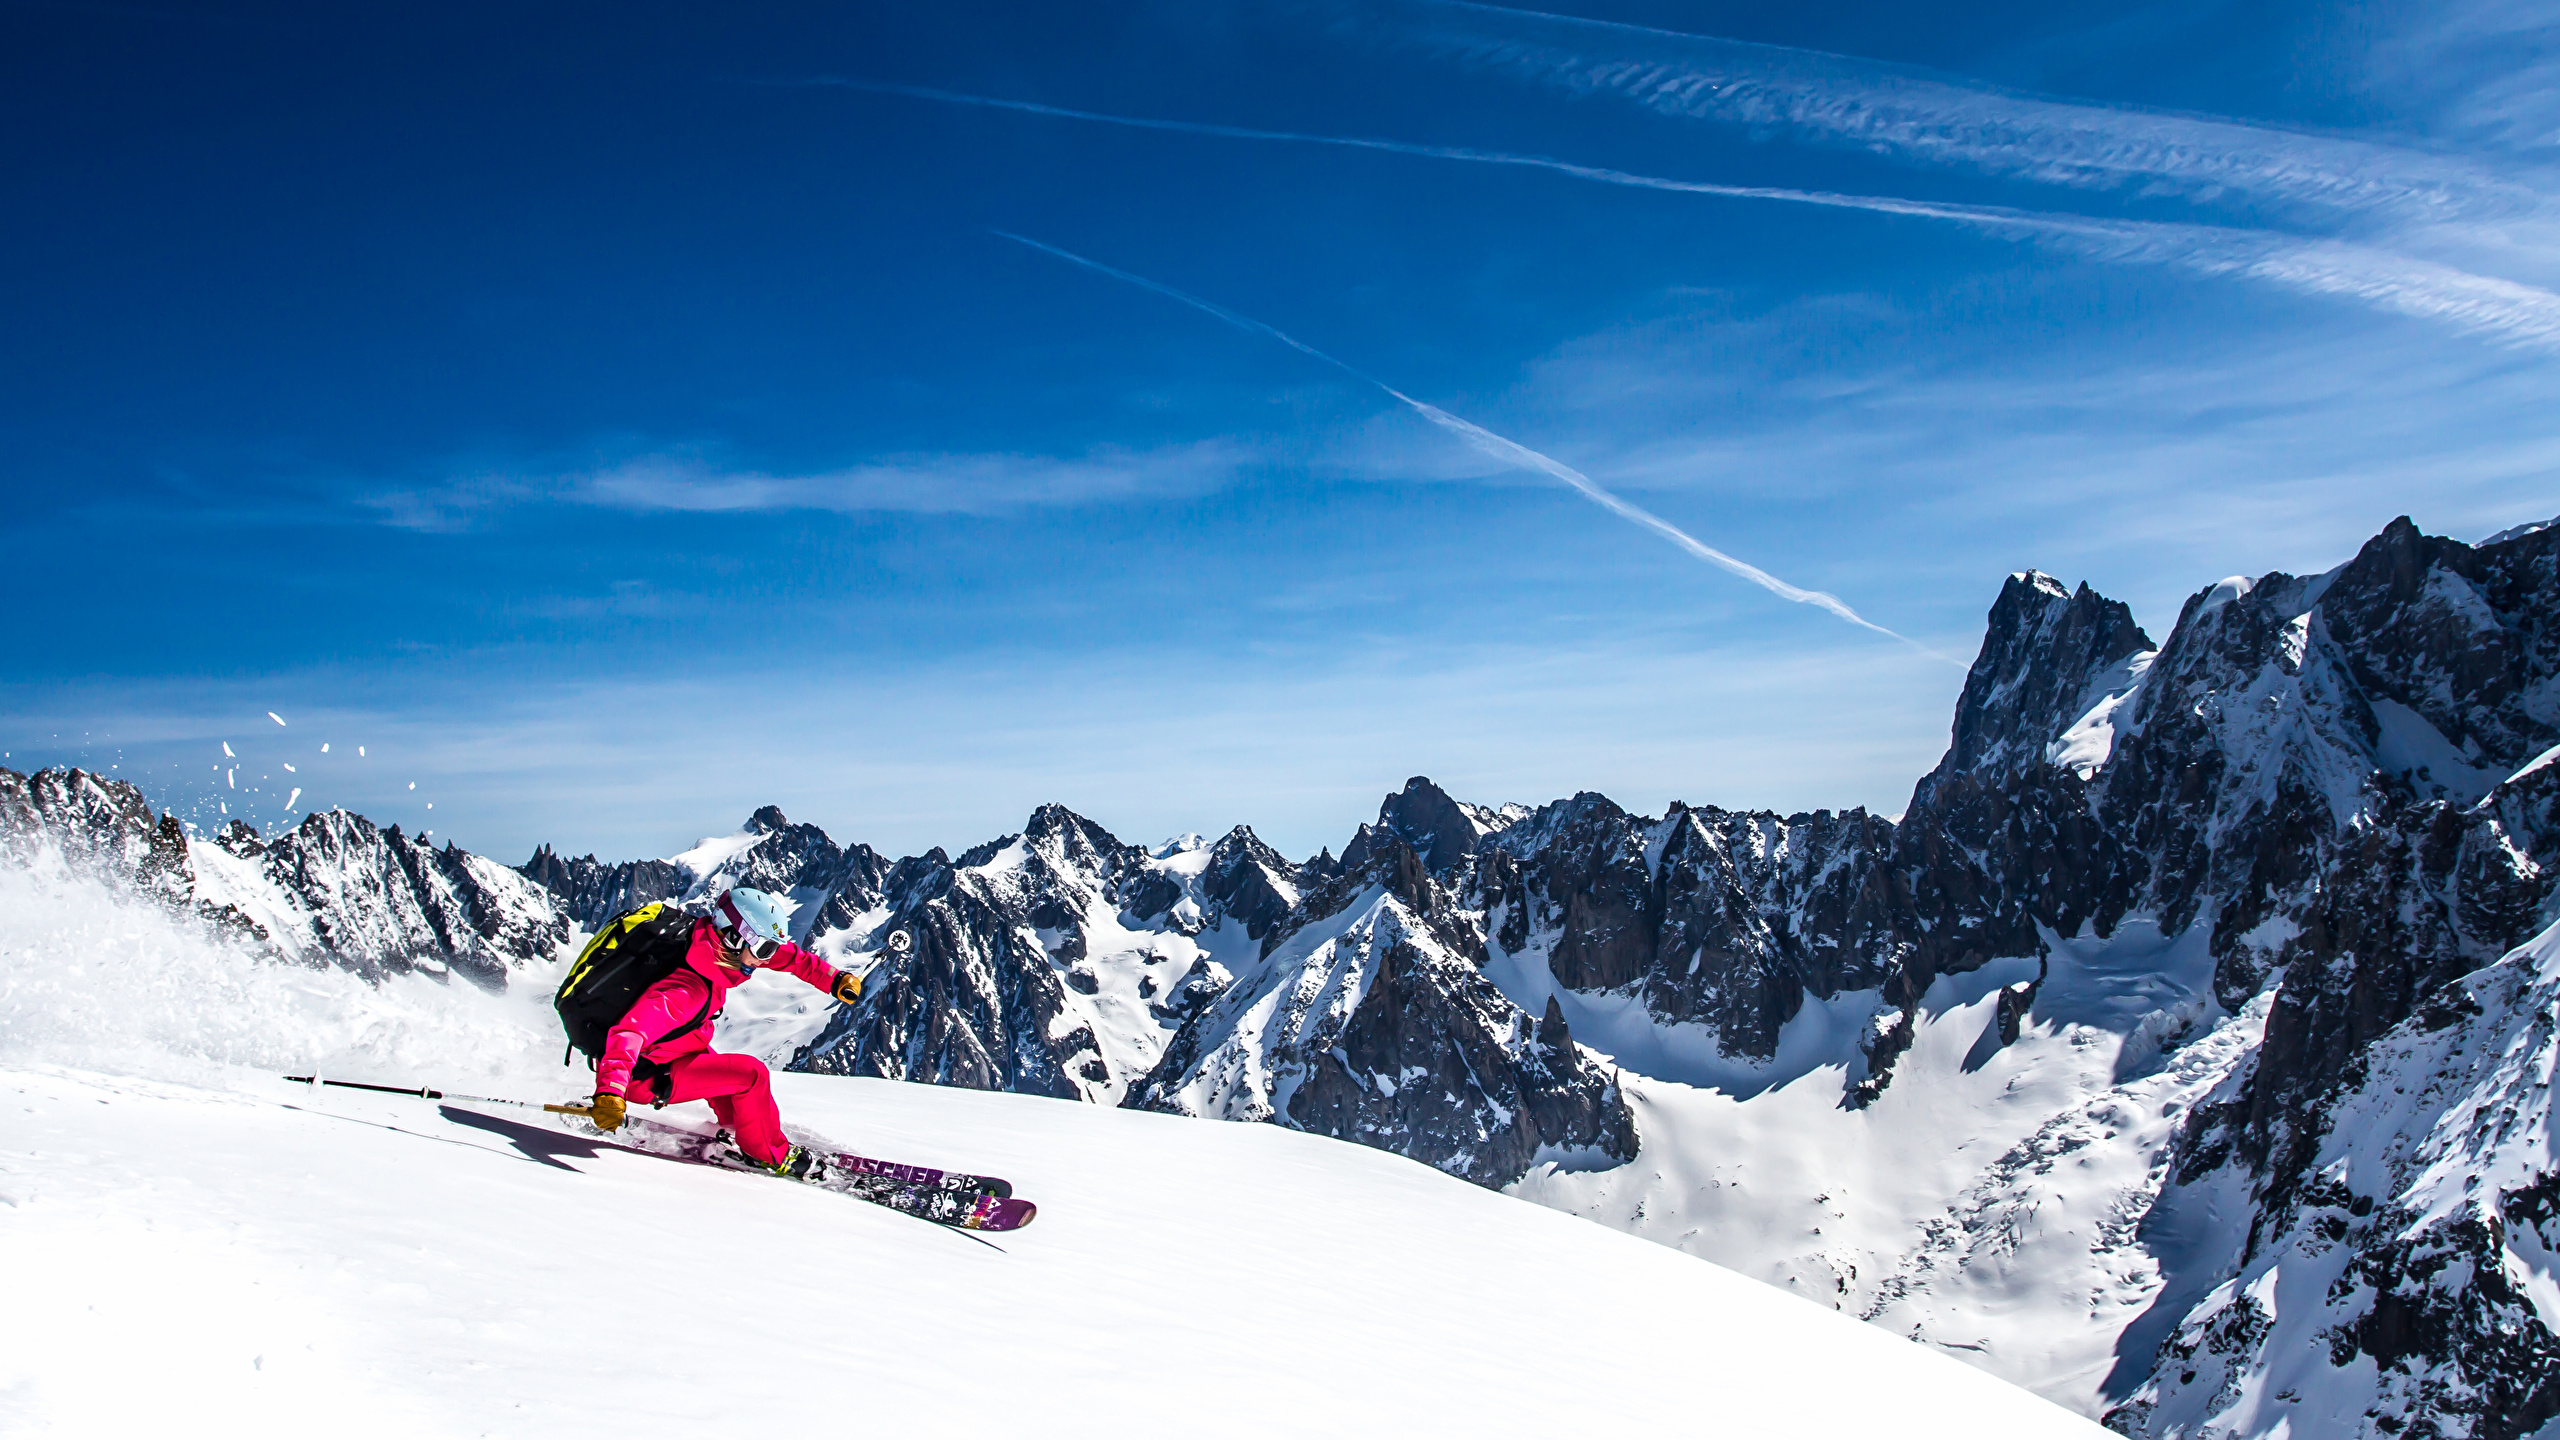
[554,902,709,1069]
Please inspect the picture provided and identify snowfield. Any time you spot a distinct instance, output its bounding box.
[1498,912,2262,1414]
[0,867,2104,1438]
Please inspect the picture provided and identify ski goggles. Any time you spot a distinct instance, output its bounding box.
[714,894,784,961]
[722,928,780,963]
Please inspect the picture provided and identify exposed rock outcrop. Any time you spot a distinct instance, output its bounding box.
[1129,834,1634,1186]
[792,804,1263,1103]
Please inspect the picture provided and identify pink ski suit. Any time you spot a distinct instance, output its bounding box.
[595,920,846,1167]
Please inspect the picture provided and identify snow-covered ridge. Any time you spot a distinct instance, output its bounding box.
[2483,511,2560,547]
[1132,843,1634,1184]
[0,767,568,988]
[2113,917,2560,1439]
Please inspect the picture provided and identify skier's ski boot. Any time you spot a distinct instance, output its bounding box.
[767,1145,822,1181]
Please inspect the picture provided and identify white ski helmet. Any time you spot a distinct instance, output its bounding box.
[714,887,792,960]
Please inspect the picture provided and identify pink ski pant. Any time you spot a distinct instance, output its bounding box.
[633,1053,789,1165]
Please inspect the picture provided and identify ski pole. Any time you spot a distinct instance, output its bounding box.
[280,1074,596,1116]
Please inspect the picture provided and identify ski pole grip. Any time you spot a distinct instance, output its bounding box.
[545,1103,596,1116]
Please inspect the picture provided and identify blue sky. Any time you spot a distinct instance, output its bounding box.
[4,0,2556,863]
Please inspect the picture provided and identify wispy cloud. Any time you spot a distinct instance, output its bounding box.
[1399,0,2555,230]
[995,230,1960,663]
[815,79,2560,354]
[361,441,1253,530]
[579,443,1247,514]
[2305,0,2560,158]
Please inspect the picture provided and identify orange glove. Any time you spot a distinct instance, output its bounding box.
[831,971,862,1003]
[589,1093,627,1131]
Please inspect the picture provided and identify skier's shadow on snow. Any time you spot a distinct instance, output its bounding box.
[437,1105,610,1171]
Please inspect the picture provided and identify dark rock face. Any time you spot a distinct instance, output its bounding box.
[1349,775,1511,875]
[2236,790,2540,1217]
[254,809,570,987]
[792,804,1178,1101]
[2103,523,2560,1439]
[2316,516,2560,782]
[2111,921,2560,1440]
[2326,1211,2560,1440]
[794,855,890,942]
[1491,792,1657,992]
[517,846,688,930]
[1130,835,1635,1186]
[2179,529,2560,1232]
[796,878,1091,1098]
[1278,928,1636,1184]
[1913,571,2155,806]
[1196,825,1301,941]
[1648,805,1907,1058]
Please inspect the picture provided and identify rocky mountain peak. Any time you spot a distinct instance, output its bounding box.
[1198,825,1300,941]
[1020,802,1130,877]
[1374,775,1489,875]
[1298,846,1339,888]
[2316,514,2559,777]
[1912,569,2154,809]
[1018,794,1121,850]
[1130,827,1633,1185]
[745,804,792,834]
[1265,828,1486,969]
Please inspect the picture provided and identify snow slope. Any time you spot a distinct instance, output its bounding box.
[1,1069,2108,1439]
[1508,919,2259,1414]
[0,863,2104,1438]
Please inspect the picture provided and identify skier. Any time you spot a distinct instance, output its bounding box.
[583,887,860,1178]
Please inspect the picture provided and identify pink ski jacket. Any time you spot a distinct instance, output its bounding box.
[594,919,844,1098]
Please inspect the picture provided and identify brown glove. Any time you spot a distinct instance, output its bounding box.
[831,971,862,1003]
[589,1093,627,1131]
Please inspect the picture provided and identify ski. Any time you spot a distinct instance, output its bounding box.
[555,1109,1037,1231]
[829,1151,1014,1200]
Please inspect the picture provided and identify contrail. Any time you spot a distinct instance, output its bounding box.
[806,78,2560,353]
[809,77,2154,225]
[995,230,1959,663]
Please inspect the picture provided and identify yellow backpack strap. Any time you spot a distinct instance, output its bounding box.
[562,902,670,1000]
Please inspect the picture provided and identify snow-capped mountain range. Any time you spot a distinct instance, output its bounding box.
[8,512,2556,1436]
